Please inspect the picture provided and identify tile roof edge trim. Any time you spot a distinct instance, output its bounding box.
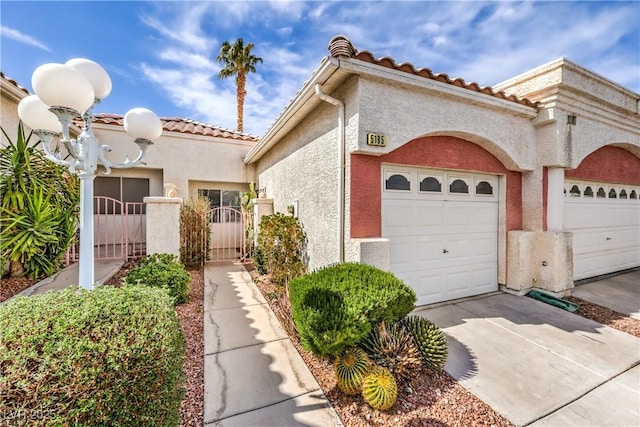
[336,56,539,116]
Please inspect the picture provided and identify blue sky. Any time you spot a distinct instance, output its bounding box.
[1,1,639,136]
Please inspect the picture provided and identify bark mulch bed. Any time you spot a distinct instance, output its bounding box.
[0,276,35,303]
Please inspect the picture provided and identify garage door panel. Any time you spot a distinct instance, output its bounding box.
[383,167,499,305]
[565,181,640,280]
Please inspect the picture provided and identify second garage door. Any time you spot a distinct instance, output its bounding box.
[382,167,499,306]
[564,180,640,280]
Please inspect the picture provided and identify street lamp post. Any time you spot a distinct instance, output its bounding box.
[17,58,162,290]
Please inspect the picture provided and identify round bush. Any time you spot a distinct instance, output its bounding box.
[289,262,416,356]
[125,253,191,305]
[0,285,185,426]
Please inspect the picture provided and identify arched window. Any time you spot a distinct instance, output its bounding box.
[476,181,493,195]
[608,188,617,198]
[584,186,594,197]
[450,179,469,194]
[620,189,628,199]
[420,177,441,192]
[596,187,606,198]
[630,190,638,199]
[569,185,581,197]
[385,174,410,191]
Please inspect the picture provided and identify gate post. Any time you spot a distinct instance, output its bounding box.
[144,197,182,257]
[253,198,274,246]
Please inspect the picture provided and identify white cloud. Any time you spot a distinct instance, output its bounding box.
[0,25,51,52]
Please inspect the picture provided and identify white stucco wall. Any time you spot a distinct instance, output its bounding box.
[91,125,256,199]
[352,75,538,172]
[255,101,342,272]
[0,95,22,147]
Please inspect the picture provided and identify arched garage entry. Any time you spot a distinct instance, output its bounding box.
[351,135,523,305]
[563,146,640,280]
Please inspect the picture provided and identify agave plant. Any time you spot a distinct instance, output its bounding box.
[360,320,422,382]
[401,315,448,371]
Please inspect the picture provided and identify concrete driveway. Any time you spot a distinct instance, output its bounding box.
[572,269,640,319]
[414,292,640,426]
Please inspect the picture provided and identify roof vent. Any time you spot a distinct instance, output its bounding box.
[328,35,357,58]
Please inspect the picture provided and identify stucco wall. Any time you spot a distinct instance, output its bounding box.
[352,77,537,172]
[255,100,345,271]
[565,145,640,184]
[92,125,255,199]
[0,96,22,147]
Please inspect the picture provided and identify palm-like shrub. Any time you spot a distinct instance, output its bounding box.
[0,123,79,279]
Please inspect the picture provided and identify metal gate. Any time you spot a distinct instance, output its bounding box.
[65,196,146,264]
[207,207,246,262]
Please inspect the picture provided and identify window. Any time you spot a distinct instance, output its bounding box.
[94,177,149,214]
[449,179,469,194]
[608,188,617,199]
[198,189,242,222]
[596,187,606,198]
[385,174,411,191]
[419,176,441,193]
[630,190,638,200]
[584,186,594,197]
[476,181,494,195]
[569,185,581,197]
[620,189,628,199]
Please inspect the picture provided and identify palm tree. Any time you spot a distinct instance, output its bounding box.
[216,38,263,133]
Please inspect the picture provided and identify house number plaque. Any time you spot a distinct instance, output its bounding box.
[367,133,387,147]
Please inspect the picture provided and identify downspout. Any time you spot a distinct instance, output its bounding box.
[315,83,345,263]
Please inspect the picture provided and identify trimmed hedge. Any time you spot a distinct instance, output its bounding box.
[125,253,191,305]
[289,263,416,356]
[0,285,185,426]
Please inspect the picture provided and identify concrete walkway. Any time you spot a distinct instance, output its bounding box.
[203,262,342,427]
[415,292,640,427]
[7,259,124,300]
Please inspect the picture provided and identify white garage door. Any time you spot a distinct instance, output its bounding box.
[382,167,499,306]
[565,180,640,280]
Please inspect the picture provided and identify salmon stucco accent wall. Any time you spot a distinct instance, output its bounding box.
[565,146,640,185]
[351,135,523,238]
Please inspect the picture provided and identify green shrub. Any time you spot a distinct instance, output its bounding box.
[125,253,191,305]
[289,263,416,356]
[256,213,306,287]
[0,285,185,426]
[253,245,267,275]
[180,197,210,266]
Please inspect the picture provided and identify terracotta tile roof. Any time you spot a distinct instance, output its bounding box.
[0,71,30,95]
[328,35,538,108]
[92,113,259,142]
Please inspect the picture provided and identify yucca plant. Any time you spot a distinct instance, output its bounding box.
[1,123,79,279]
[334,347,371,395]
[401,315,448,371]
[362,366,398,411]
[360,320,422,382]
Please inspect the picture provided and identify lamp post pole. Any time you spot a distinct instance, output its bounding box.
[18,58,162,290]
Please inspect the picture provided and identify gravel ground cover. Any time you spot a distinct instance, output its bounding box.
[3,265,639,427]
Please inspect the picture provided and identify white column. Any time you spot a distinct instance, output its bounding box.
[144,197,183,256]
[78,173,95,289]
[253,198,274,245]
[546,167,565,232]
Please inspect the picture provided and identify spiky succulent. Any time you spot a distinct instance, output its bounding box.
[360,321,422,382]
[362,366,398,411]
[333,347,371,395]
[401,315,448,371]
